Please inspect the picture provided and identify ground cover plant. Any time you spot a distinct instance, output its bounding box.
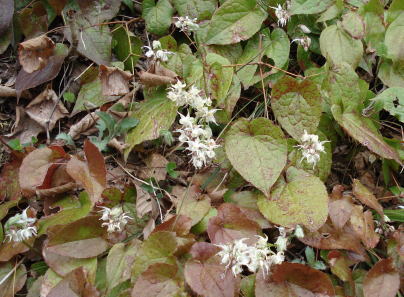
[0,0,403,296]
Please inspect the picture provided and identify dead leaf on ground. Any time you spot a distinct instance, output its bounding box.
[68,112,99,140]
[134,183,158,218]
[352,179,385,220]
[0,262,27,297]
[26,88,68,130]
[18,35,55,73]
[6,106,44,143]
[363,258,400,297]
[329,196,354,229]
[349,206,380,249]
[139,153,168,182]
[0,0,14,35]
[66,140,106,205]
[99,65,132,96]
[138,64,177,87]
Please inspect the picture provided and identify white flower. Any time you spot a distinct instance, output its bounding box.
[294,225,305,238]
[195,107,219,124]
[167,81,188,106]
[270,4,290,27]
[174,16,199,32]
[296,130,329,168]
[99,206,132,233]
[383,215,391,223]
[275,233,288,253]
[4,208,37,242]
[178,112,195,128]
[298,24,311,33]
[292,36,311,51]
[142,40,173,62]
[216,235,285,277]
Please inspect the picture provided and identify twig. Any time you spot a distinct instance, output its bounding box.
[0,86,31,99]
[223,61,305,79]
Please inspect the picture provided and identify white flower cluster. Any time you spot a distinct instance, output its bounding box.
[216,234,287,277]
[296,130,329,168]
[174,16,199,32]
[99,206,132,233]
[292,36,311,51]
[143,40,173,62]
[270,3,291,27]
[4,208,37,242]
[168,81,220,169]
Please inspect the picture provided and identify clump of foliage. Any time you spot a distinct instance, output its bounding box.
[0,0,403,297]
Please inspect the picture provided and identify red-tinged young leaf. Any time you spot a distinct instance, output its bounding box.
[153,215,193,236]
[184,242,240,297]
[0,0,13,35]
[84,140,107,187]
[0,240,31,262]
[0,262,27,297]
[352,179,384,219]
[132,263,184,297]
[18,36,55,74]
[47,215,108,259]
[0,158,22,202]
[328,197,354,229]
[299,221,366,257]
[268,263,335,296]
[17,2,48,38]
[18,146,67,196]
[132,231,178,278]
[363,258,400,297]
[43,240,97,279]
[15,44,68,98]
[208,203,261,245]
[47,267,100,297]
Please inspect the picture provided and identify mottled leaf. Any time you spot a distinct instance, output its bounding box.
[371,87,404,122]
[112,25,142,71]
[142,0,174,35]
[342,11,366,39]
[225,117,287,196]
[385,13,404,64]
[289,0,334,15]
[173,0,217,20]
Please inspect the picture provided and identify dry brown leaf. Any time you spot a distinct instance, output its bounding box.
[0,85,31,98]
[142,218,155,240]
[18,35,55,73]
[134,183,157,218]
[363,258,400,297]
[99,65,132,96]
[107,138,128,154]
[139,153,168,182]
[349,206,380,249]
[68,112,99,140]
[36,182,77,197]
[26,88,68,130]
[329,196,354,229]
[352,179,385,220]
[6,106,43,143]
[138,64,177,87]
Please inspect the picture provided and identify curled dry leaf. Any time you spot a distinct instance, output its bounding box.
[349,206,380,249]
[18,35,55,73]
[99,65,132,96]
[208,203,261,245]
[139,153,169,182]
[18,146,67,196]
[184,242,240,297]
[26,88,68,130]
[68,112,99,140]
[363,258,400,297]
[66,140,106,205]
[352,179,385,220]
[134,183,158,218]
[138,64,178,87]
[6,106,44,143]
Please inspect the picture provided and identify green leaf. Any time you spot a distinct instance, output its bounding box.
[379,59,404,88]
[320,24,363,68]
[383,209,404,223]
[132,231,177,278]
[264,28,290,69]
[37,192,92,235]
[386,0,404,23]
[173,0,217,20]
[385,13,404,64]
[257,168,329,231]
[63,91,76,103]
[117,117,139,134]
[271,76,322,140]
[342,11,365,39]
[225,117,287,196]
[204,0,267,45]
[206,53,234,106]
[289,0,334,15]
[331,105,401,163]
[124,89,178,160]
[142,0,175,35]
[112,25,142,72]
[371,87,404,122]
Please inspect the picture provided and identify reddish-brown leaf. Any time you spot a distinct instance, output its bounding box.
[328,197,354,229]
[132,263,183,297]
[363,258,400,297]
[0,158,22,202]
[184,242,240,297]
[0,0,13,35]
[0,240,30,262]
[153,215,193,237]
[208,203,261,245]
[18,146,67,196]
[47,267,100,297]
[48,0,68,14]
[352,179,384,219]
[268,263,335,296]
[84,140,107,187]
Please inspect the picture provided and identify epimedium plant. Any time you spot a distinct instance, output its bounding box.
[0,0,403,297]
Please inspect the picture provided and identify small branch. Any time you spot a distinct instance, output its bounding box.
[0,86,31,99]
[223,61,305,79]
